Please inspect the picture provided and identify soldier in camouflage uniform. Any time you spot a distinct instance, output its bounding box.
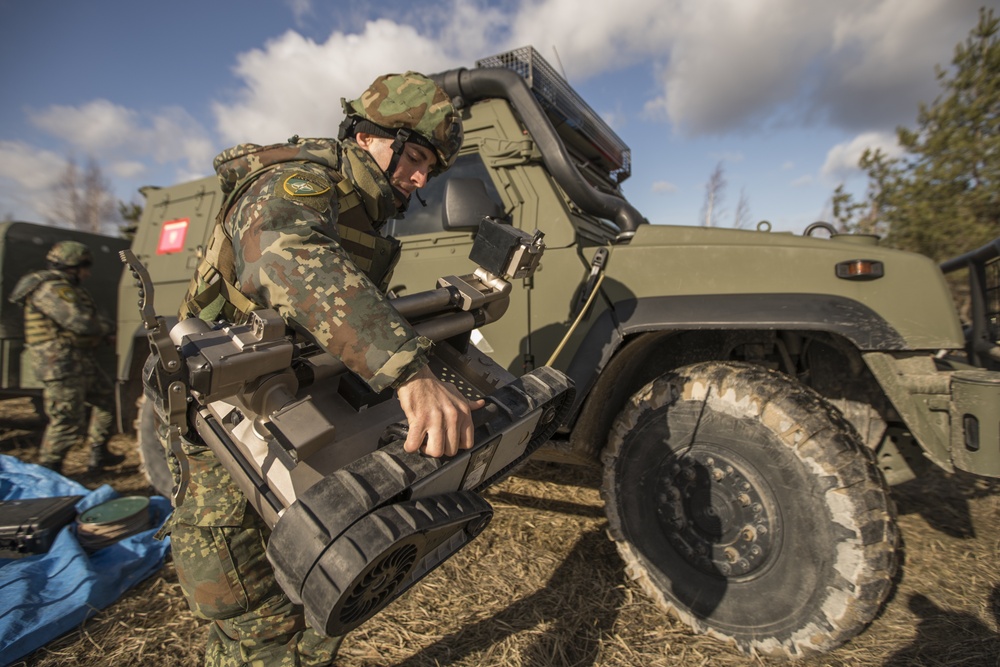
[9,240,122,474]
[166,72,478,666]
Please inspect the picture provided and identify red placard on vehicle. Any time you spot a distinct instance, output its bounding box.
[157,218,189,255]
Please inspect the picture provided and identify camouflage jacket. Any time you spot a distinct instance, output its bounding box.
[9,270,111,381]
[209,136,432,393]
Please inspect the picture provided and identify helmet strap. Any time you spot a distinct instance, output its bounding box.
[386,128,413,211]
[345,120,434,212]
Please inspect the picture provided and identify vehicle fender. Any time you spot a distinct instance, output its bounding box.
[561,293,905,458]
[568,294,904,401]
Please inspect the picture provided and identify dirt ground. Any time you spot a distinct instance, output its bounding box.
[2,396,999,667]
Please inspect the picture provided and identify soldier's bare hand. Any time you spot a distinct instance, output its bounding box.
[396,365,486,457]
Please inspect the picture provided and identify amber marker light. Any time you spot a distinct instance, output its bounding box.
[835,259,885,281]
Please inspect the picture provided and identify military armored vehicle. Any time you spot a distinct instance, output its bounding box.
[116,47,1000,658]
[0,221,129,400]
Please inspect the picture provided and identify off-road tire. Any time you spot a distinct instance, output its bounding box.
[135,394,173,498]
[601,361,898,658]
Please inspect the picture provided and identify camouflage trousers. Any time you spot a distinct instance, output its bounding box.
[38,366,114,467]
[164,428,343,666]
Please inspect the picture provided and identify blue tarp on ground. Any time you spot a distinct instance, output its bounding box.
[0,454,171,666]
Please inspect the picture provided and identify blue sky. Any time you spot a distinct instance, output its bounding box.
[0,0,988,233]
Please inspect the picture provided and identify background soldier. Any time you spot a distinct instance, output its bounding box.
[165,72,478,665]
[9,240,121,474]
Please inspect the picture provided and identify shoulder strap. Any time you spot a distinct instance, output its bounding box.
[183,275,261,324]
[332,178,401,288]
[9,270,63,305]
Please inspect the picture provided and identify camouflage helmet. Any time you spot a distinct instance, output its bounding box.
[46,240,92,268]
[341,72,463,172]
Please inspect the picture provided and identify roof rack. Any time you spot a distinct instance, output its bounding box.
[476,46,632,184]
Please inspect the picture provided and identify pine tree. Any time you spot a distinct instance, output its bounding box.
[118,201,143,240]
[833,8,1000,262]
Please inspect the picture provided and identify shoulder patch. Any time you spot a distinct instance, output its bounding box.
[55,286,77,303]
[278,171,334,213]
[282,173,331,198]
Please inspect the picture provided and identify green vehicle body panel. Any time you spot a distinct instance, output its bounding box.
[0,221,129,395]
[609,224,963,350]
[113,52,999,481]
[113,178,218,430]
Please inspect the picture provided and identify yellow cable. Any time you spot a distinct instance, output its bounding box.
[545,271,606,367]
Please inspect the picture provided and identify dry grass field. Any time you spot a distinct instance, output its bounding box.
[2,396,998,667]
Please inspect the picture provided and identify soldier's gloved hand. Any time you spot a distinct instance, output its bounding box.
[396,365,486,458]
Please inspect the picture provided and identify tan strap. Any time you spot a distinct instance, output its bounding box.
[184,276,261,324]
[332,178,400,287]
[335,178,362,215]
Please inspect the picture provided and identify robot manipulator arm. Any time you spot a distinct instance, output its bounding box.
[177,217,544,414]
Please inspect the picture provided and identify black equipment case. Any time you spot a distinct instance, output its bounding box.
[0,495,82,559]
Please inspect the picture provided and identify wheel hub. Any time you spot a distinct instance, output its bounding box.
[655,450,775,577]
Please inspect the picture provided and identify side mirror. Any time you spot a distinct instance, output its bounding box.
[442,179,503,232]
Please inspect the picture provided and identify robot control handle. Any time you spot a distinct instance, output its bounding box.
[377,401,503,451]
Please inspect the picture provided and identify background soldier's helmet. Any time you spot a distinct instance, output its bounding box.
[341,72,464,173]
[46,240,93,268]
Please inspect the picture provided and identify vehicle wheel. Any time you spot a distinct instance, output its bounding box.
[601,361,898,658]
[135,394,174,498]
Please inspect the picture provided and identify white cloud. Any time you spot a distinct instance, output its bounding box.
[109,160,147,179]
[286,0,314,26]
[0,141,66,188]
[601,109,626,132]
[0,141,71,220]
[391,0,979,138]
[0,100,215,220]
[651,180,678,194]
[817,0,981,128]
[431,1,512,61]
[549,0,980,135]
[501,0,682,79]
[28,100,214,176]
[30,100,137,153]
[820,131,902,181]
[211,21,455,145]
[203,0,985,146]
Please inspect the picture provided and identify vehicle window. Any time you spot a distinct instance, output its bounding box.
[386,154,502,237]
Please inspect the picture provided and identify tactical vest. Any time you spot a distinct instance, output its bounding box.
[24,300,62,345]
[180,170,401,324]
[332,178,402,289]
[19,275,97,346]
